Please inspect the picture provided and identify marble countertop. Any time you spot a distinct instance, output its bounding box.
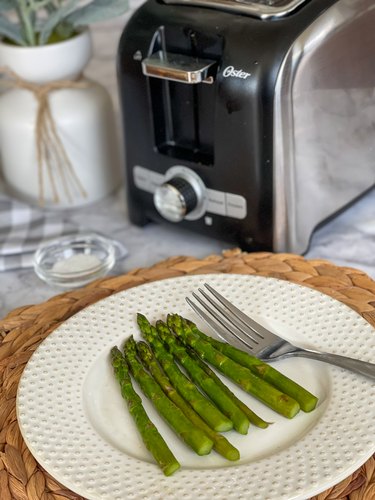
[0,5,374,319]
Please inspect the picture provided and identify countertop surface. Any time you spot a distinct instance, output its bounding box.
[0,5,374,319]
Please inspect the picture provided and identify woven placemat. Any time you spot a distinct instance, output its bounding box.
[1,249,374,500]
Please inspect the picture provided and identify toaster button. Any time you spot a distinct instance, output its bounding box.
[206,189,226,216]
[134,165,152,192]
[225,193,247,219]
[149,171,165,191]
[133,165,164,193]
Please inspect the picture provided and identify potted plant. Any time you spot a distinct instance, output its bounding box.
[0,1,130,207]
[0,0,129,46]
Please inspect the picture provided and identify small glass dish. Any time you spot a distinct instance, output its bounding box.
[33,233,117,289]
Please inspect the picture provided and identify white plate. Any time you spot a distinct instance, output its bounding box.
[16,274,375,500]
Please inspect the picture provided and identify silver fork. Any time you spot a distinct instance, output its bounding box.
[186,283,375,381]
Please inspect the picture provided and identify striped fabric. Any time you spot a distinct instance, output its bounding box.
[0,195,80,271]
[0,194,127,271]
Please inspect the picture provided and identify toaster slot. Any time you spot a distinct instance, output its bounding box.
[150,77,215,165]
[145,27,221,166]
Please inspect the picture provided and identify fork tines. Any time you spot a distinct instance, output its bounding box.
[186,283,274,353]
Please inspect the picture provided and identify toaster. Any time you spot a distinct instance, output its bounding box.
[117,0,375,254]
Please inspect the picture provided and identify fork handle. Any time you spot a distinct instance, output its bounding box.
[289,347,375,381]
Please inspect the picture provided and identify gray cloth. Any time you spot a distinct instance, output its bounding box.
[0,194,127,271]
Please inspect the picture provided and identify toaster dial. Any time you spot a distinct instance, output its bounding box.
[153,167,206,222]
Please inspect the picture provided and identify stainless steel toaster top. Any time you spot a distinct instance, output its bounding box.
[162,0,308,18]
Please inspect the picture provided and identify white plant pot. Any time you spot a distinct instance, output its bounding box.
[0,30,121,207]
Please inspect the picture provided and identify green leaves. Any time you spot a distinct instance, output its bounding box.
[0,14,25,45]
[0,0,130,46]
[38,0,80,45]
[0,0,14,12]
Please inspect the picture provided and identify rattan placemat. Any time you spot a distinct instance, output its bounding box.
[0,249,374,500]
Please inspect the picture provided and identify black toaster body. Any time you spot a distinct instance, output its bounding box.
[117,0,375,253]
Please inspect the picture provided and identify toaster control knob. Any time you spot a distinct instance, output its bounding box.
[154,177,199,222]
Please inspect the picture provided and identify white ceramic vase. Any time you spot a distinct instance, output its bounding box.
[0,29,121,207]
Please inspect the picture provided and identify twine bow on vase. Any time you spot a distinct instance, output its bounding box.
[0,67,88,206]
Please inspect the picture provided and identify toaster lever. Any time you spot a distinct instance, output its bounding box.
[142,50,216,84]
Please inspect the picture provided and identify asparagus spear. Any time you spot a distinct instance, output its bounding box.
[168,314,300,419]
[156,319,250,435]
[110,346,180,476]
[137,340,240,461]
[137,313,233,432]
[183,317,318,413]
[123,336,214,456]
[186,345,270,428]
